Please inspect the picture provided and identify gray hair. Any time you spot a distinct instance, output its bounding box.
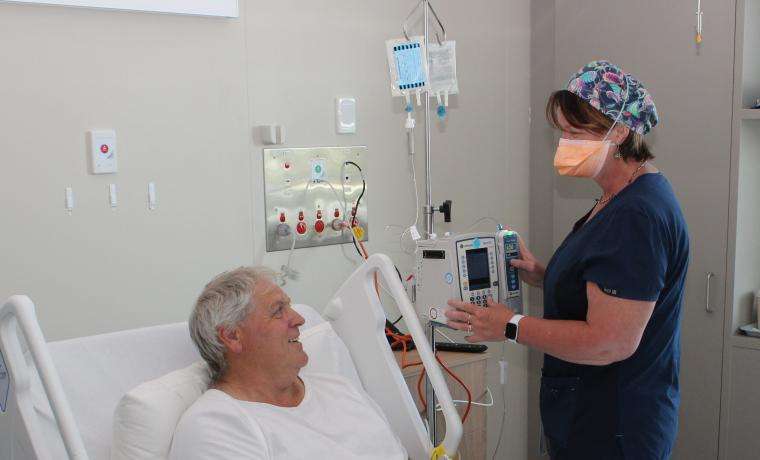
[189,266,277,383]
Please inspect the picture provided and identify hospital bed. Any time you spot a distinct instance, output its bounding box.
[0,254,462,460]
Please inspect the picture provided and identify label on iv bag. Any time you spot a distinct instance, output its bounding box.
[0,350,9,413]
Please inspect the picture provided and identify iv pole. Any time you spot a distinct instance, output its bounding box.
[402,0,449,446]
[421,0,438,446]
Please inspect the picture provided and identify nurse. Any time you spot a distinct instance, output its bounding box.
[446,61,689,459]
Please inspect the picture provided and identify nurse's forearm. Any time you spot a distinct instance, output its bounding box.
[516,316,627,365]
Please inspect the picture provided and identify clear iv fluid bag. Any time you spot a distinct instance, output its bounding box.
[427,40,459,96]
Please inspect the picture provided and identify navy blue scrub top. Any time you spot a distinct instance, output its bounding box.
[540,173,689,460]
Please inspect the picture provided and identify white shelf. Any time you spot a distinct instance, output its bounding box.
[731,334,760,351]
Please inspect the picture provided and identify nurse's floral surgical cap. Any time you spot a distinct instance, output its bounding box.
[566,60,659,135]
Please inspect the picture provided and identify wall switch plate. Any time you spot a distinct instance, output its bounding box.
[336,97,356,134]
[89,130,118,174]
[258,125,284,145]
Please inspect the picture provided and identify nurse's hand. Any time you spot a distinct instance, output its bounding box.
[444,299,514,343]
[510,234,545,287]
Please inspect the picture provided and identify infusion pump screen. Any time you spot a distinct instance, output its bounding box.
[466,248,490,290]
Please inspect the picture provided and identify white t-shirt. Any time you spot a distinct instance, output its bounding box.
[169,372,407,460]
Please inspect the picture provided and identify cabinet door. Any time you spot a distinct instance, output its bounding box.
[552,1,734,458]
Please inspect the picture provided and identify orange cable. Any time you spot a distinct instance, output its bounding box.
[415,354,474,423]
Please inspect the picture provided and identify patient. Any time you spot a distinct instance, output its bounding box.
[169,267,407,460]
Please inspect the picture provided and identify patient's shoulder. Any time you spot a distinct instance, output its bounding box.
[175,389,258,431]
[170,390,269,460]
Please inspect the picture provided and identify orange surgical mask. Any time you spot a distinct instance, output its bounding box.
[553,137,613,178]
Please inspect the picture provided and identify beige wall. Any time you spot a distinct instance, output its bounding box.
[0,0,531,458]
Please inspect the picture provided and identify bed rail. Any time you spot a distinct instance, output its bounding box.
[325,254,462,460]
[0,295,89,460]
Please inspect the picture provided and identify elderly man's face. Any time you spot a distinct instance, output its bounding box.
[238,280,308,375]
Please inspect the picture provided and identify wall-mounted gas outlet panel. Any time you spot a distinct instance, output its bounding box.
[263,146,368,252]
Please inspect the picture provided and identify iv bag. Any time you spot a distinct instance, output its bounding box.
[427,40,459,96]
[386,36,429,97]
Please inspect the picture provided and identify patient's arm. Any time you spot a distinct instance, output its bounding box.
[169,393,269,460]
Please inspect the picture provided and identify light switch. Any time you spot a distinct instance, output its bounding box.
[89,130,118,174]
[336,97,356,134]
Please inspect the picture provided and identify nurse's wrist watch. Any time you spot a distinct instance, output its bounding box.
[505,314,525,344]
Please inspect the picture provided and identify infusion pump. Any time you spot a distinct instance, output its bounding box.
[414,231,523,326]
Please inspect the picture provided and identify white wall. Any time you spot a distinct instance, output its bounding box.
[0,0,531,458]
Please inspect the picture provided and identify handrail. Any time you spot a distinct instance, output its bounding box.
[364,255,462,459]
[0,295,89,460]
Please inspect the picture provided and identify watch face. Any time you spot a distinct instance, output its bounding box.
[506,322,518,340]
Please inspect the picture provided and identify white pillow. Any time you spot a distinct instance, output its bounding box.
[111,361,210,460]
[111,309,361,460]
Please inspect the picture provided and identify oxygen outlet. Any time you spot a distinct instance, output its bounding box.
[276,223,291,237]
[331,219,345,231]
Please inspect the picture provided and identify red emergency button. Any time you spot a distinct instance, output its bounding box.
[100,144,109,154]
[334,208,340,218]
[279,212,286,223]
[315,220,325,233]
[298,211,304,221]
[296,222,307,235]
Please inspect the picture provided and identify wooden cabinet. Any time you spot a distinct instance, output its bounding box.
[394,349,488,460]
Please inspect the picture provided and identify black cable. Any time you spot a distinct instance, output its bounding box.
[394,265,403,282]
[351,179,366,229]
[344,161,407,327]
[344,161,362,173]
[349,175,367,259]
[342,161,365,258]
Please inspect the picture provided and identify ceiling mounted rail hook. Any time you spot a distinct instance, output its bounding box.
[402,0,446,45]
